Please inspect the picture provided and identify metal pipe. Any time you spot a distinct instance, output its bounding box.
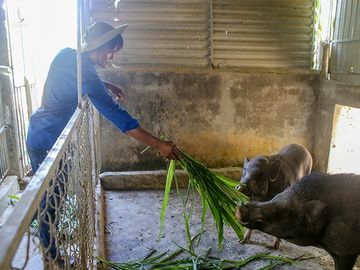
[77,0,83,108]
[209,0,214,67]
[331,39,360,43]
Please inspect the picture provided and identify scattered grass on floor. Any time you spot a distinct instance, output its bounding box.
[97,234,306,270]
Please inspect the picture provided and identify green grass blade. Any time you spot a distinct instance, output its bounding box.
[161,148,249,247]
[159,160,176,237]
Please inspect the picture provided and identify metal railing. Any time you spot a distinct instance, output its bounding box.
[329,0,360,75]
[13,79,37,177]
[0,125,10,184]
[0,98,98,269]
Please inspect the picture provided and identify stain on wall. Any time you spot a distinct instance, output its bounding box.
[98,68,320,171]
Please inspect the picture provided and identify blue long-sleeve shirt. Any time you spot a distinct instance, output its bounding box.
[26,48,139,152]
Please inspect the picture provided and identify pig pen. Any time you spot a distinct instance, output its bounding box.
[98,169,340,270]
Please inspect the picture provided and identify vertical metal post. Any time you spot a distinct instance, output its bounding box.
[328,0,336,42]
[209,0,214,67]
[17,9,26,79]
[24,77,32,118]
[77,0,83,108]
[82,0,91,30]
[77,2,87,266]
[321,41,330,79]
[327,0,339,77]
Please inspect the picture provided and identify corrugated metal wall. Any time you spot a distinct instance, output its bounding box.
[212,0,315,69]
[115,0,209,67]
[330,0,360,74]
[89,0,315,69]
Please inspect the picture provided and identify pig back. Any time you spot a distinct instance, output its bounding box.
[278,144,312,183]
[293,173,360,255]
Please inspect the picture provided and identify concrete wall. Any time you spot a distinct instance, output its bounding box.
[0,0,8,66]
[314,80,360,171]
[0,0,21,177]
[98,68,320,171]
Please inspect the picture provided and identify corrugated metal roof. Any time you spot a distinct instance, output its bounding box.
[89,0,316,70]
[330,0,360,74]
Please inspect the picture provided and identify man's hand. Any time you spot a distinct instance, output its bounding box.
[157,140,182,160]
[104,81,126,102]
[126,127,182,160]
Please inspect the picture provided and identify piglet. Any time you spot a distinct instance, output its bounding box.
[235,143,312,249]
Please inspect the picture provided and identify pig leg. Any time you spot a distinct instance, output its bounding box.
[235,206,253,243]
[272,237,281,250]
[330,254,357,270]
[239,228,252,244]
[235,206,241,221]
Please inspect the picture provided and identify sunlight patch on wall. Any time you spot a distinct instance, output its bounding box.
[328,104,360,174]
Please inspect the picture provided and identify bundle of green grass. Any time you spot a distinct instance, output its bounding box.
[160,150,249,247]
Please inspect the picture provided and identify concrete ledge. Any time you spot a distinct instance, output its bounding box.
[99,167,242,190]
[0,176,19,218]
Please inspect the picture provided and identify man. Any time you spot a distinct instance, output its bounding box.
[26,21,181,265]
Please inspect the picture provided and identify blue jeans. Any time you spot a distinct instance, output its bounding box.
[27,147,62,260]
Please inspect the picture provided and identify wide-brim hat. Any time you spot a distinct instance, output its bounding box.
[82,21,128,52]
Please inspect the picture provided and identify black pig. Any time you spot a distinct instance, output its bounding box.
[237,172,360,270]
[236,143,312,248]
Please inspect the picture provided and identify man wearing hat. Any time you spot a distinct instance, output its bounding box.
[26,21,181,266]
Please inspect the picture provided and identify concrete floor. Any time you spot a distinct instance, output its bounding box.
[0,202,43,270]
[104,189,336,269]
[4,178,359,269]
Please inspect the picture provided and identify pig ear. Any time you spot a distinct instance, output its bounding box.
[259,156,269,165]
[269,159,282,182]
[243,157,249,166]
[305,200,326,224]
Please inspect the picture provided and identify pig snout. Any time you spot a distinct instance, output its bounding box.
[237,203,266,226]
[236,183,250,196]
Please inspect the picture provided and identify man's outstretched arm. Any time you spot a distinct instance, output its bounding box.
[126,127,181,160]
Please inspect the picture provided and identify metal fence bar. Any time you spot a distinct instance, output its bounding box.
[18,85,29,174]
[29,82,39,112]
[13,85,24,175]
[0,125,10,184]
[0,99,97,269]
[24,78,33,119]
[13,83,34,176]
